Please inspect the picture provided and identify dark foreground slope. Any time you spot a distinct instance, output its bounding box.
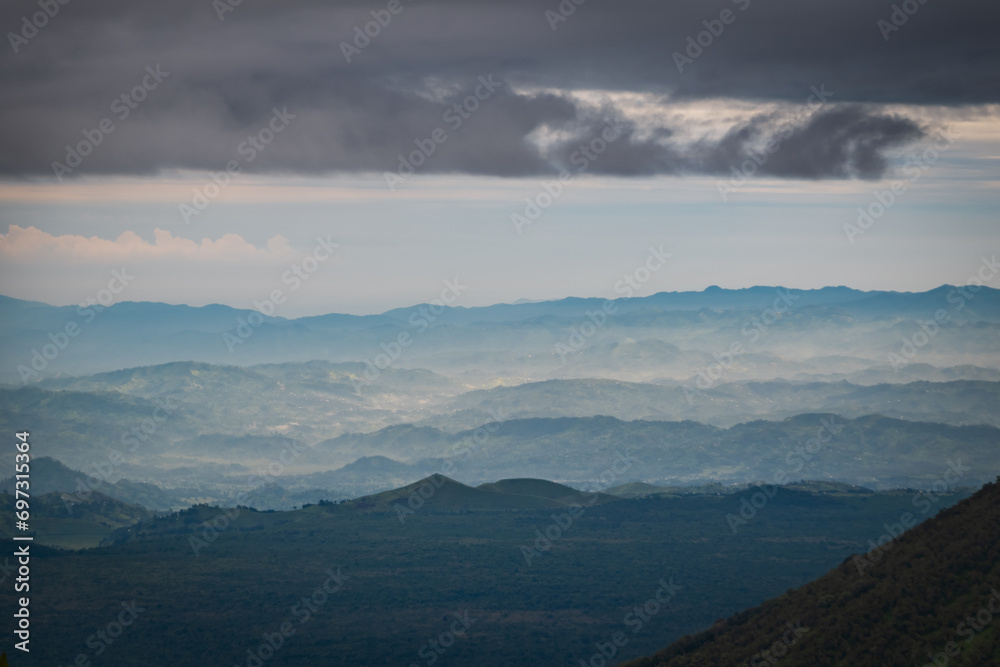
[2,483,971,666]
[624,478,1000,667]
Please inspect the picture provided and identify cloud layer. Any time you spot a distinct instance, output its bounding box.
[1,0,994,180]
[0,225,293,263]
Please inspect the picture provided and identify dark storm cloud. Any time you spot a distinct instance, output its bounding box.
[0,0,993,180]
[690,106,927,180]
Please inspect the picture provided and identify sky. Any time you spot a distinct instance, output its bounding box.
[0,0,997,316]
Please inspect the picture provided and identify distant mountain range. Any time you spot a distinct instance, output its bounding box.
[2,357,999,503]
[296,413,998,489]
[0,457,185,511]
[2,285,997,513]
[3,359,999,463]
[2,285,998,383]
[425,376,1000,429]
[5,405,995,514]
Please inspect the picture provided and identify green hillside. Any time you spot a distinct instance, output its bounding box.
[0,490,154,549]
[360,474,594,512]
[19,479,973,666]
[477,478,619,505]
[0,456,180,510]
[624,478,1000,666]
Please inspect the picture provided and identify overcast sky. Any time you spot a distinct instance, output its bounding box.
[0,0,997,315]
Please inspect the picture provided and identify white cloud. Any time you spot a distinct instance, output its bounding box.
[0,225,294,263]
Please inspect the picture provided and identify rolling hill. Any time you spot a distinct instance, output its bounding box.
[0,456,181,510]
[357,474,579,512]
[624,477,1000,666]
[430,377,1000,428]
[301,414,1000,488]
[0,490,154,549]
[13,477,973,666]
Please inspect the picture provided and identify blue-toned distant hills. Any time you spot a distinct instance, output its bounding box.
[1,285,998,384]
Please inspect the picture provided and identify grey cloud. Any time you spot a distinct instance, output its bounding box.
[540,106,926,180]
[0,0,991,179]
[687,107,927,180]
[759,107,926,179]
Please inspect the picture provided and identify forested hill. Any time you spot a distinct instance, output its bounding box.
[624,477,1000,666]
